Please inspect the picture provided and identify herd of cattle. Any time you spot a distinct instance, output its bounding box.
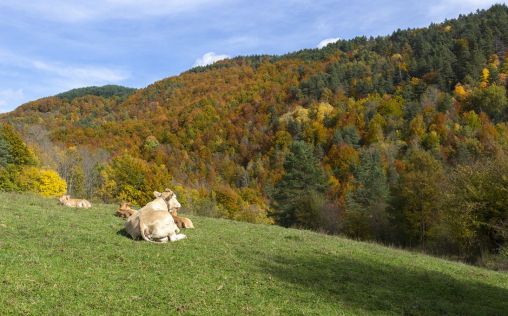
[58,188,194,243]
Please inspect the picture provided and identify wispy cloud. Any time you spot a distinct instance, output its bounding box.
[31,60,129,88]
[0,89,24,113]
[429,0,504,19]
[0,48,129,110]
[0,0,227,22]
[193,52,230,67]
[317,37,341,49]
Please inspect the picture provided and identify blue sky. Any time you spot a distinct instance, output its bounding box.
[0,0,505,112]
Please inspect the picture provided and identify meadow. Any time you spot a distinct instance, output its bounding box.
[0,192,507,315]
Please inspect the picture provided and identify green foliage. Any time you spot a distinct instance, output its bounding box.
[392,149,445,248]
[466,85,508,122]
[271,141,328,227]
[445,156,508,259]
[0,137,13,167]
[345,148,390,240]
[56,85,136,101]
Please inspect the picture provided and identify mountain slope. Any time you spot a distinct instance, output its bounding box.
[1,5,508,262]
[0,192,507,315]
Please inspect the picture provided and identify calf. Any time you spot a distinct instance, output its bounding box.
[170,208,194,229]
[116,202,137,219]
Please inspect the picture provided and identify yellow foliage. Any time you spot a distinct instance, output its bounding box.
[17,167,67,197]
[314,102,334,122]
[279,106,309,123]
[213,185,244,218]
[409,114,425,140]
[454,84,468,99]
[481,68,490,88]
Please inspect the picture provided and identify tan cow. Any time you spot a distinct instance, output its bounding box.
[170,208,194,229]
[59,195,92,208]
[124,189,186,243]
[116,202,137,219]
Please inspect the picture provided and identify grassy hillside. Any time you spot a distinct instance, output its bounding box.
[0,192,507,315]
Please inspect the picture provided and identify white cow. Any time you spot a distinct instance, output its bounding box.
[124,189,186,243]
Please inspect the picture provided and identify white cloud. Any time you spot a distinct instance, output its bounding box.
[193,52,230,67]
[429,0,505,19]
[317,37,340,49]
[0,89,24,113]
[0,0,226,22]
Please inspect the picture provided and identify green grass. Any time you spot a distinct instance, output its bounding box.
[0,192,507,315]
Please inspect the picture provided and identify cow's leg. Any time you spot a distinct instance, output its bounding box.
[169,233,186,242]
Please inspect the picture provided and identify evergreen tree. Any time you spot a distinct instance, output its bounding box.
[271,141,328,227]
[345,147,390,240]
[0,137,13,167]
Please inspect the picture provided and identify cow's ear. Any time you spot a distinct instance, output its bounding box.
[154,191,161,198]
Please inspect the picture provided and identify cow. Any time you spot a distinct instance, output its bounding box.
[59,195,92,208]
[116,202,137,219]
[170,208,194,229]
[124,189,186,243]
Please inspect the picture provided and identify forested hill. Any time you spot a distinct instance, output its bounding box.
[56,85,136,101]
[2,5,508,267]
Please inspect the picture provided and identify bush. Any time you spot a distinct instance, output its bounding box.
[98,153,172,205]
[17,167,67,197]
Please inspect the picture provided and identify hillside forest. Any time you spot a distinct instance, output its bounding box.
[1,5,508,268]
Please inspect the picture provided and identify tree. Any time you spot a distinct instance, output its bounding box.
[0,124,37,166]
[393,149,444,248]
[345,147,390,240]
[98,153,172,205]
[445,156,508,258]
[271,141,328,227]
[467,85,508,122]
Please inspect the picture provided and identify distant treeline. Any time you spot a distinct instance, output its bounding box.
[56,85,137,101]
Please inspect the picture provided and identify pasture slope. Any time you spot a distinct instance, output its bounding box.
[0,192,507,315]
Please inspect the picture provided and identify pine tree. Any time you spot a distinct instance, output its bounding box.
[345,147,390,240]
[271,141,328,227]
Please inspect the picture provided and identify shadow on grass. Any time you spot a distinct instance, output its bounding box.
[116,228,130,238]
[257,252,508,315]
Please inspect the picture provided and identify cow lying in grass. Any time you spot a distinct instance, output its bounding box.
[59,195,92,208]
[116,202,137,219]
[171,208,194,229]
[117,198,193,228]
[124,189,186,243]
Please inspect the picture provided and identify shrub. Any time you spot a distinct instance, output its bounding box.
[98,153,172,205]
[17,167,67,197]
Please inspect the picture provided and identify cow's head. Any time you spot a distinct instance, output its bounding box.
[153,188,181,212]
[119,202,132,210]
[59,195,70,204]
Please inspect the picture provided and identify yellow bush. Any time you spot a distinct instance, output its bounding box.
[17,167,67,197]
